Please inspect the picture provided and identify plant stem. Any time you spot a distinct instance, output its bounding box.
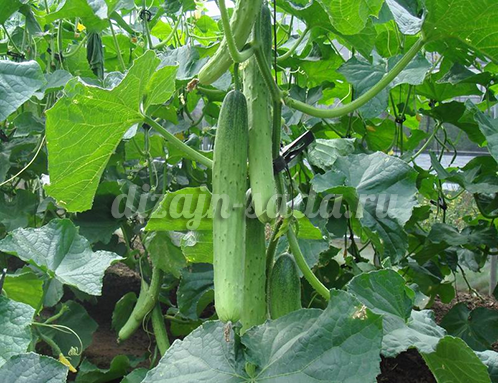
[151,303,170,356]
[154,15,182,50]
[287,227,330,300]
[277,26,311,62]
[109,20,126,72]
[110,12,136,36]
[2,24,22,54]
[217,0,254,63]
[408,122,441,162]
[144,116,213,169]
[255,46,282,102]
[283,37,425,118]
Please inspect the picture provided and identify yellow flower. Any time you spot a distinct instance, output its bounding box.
[58,354,77,373]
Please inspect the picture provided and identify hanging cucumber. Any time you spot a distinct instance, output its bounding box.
[243,4,277,223]
[240,216,267,333]
[118,267,163,342]
[198,0,263,85]
[86,32,104,79]
[269,253,302,319]
[212,90,249,323]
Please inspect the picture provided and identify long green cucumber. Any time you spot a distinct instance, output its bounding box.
[118,267,163,342]
[212,90,249,323]
[198,0,263,85]
[243,5,277,223]
[151,303,170,356]
[241,216,268,333]
[269,253,302,319]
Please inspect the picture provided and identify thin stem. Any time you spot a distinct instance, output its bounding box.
[144,116,213,169]
[287,226,330,300]
[266,218,284,296]
[154,15,182,50]
[277,26,310,62]
[284,37,425,119]
[110,12,136,36]
[109,20,126,72]
[408,122,442,163]
[255,46,282,102]
[217,0,254,63]
[2,24,22,54]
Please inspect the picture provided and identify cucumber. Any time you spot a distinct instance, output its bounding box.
[241,216,267,333]
[243,5,277,223]
[269,253,302,319]
[212,90,249,323]
[198,0,263,85]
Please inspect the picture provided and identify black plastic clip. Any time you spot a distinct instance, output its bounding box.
[139,9,152,22]
[273,130,315,174]
[0,268,7,293]
[430,196,447,211]
[395,115,406,124]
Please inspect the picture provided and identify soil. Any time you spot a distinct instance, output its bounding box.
[67,268,496,382]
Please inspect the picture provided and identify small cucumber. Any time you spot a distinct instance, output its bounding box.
[269,253,302,319]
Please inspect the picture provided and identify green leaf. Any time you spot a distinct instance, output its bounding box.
[0,60,45,122]
[385,0,423,35]
[347,270,446,357]
[312,152,418,261]
[472,106,498,163]
[145,231,186,278]
[0,296,35,367]
[146,187,212,232]
[45,0,108,32]
[122,368,148,383]
[0,0,23,24]
[144,65,178,109]
[2,270,43,309]
[307,138,355,170]
[319,0,384,35]
[0,353,68,383]
[0,219,122,295]
[423,0,498,63]
[144,290,383,382]
[422,336,491,383]
[0,190,37,232]
[45,51,176,212]
[180,231,213,263]
[177,263,214,320]
[159,46,207,81]
[440,303,498,351]
[348,270,412,319]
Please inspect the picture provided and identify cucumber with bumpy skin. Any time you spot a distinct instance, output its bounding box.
[241,216,267,333]
[243,4,277,223]
[198,0,263,85]
[212,90,249,323]
[269,253,302,319]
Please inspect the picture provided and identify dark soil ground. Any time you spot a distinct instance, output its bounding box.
[68,265,496,382]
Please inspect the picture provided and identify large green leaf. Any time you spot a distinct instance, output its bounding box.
[0,60,45,122]
[0,0,24,24]
[312,152,418,261]
[423,0,498,63]
[473,106,498,163]
[0,353,68,383]
[0,219,122,295]
[145,231,186,278]
[477,351,498,383]
[319,0,384,35]
[177,263,214,320]
[440,303,498,351]
[44,0,108,31]
[385,0,423,35]
[422,336,491,383]
[0,296,35,367]
[307,138,355,170]
[347,270,446,357]
[45,51,177,212]
[143,290,383,382]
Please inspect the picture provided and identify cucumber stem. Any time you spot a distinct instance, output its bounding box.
[283,36,425,118]
[287,227,330,300]
[276,26,311,63]
[154,15,182,50]
[217,0,254,63]
[144,116,213,169]
[151,303,170,356]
